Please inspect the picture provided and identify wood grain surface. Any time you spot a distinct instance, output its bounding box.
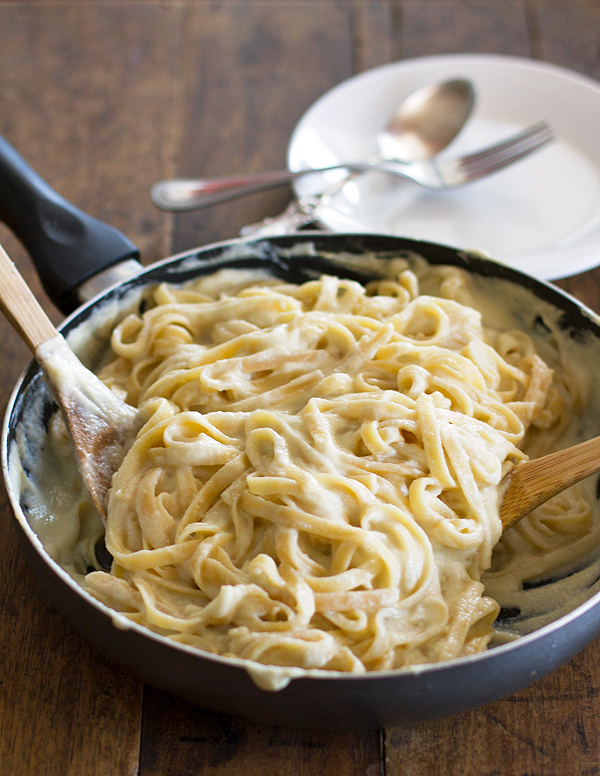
[2,1,600,774]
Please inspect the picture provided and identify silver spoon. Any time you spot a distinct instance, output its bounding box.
[151,78,476,212]
[243,77,478,236]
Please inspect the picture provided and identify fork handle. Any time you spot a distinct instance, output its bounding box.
[150,162,389,212]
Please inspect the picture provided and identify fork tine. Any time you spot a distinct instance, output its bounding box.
[458,121,553,167]
[460,130,554,182]
[432,121,555,188]
[457,123,554,184]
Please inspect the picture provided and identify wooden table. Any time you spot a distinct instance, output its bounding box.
[2,1,600,773]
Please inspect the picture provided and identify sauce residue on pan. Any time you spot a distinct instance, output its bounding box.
[10,250,600,690]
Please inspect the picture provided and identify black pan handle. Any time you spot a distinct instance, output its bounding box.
[0,134,140,314]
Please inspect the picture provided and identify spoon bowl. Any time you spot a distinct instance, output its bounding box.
[376,78,475,161]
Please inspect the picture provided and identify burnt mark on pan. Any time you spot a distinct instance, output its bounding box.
[533,314,552,336]
[91,536,113,573]
[523,573,576,591]
[495,607,522,625]
[7,369,56,486]
[523,561,600,593]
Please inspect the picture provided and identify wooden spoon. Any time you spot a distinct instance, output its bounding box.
[500,437,600,531]
[0,243,140,522]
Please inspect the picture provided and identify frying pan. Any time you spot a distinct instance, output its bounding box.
[2,133,600,730]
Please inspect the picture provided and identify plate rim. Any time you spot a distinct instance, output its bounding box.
[286,53,600,281]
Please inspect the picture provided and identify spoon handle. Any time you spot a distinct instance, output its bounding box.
[500,436,600,531]
[0,243,57,352]
[150,162,382,211]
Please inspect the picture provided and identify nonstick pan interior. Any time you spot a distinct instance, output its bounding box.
[5,232,600,729]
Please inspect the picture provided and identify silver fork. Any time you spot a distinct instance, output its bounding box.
[242,120,555,237]
[151,121,554,212]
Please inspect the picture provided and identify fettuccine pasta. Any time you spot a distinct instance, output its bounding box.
[69,259,577,677]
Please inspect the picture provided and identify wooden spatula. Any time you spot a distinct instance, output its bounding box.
[0,243,140,522]
[499,437,600,530]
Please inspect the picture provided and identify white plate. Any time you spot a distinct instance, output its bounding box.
[287,54,600,281]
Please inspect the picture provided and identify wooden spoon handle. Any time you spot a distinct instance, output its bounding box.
[0,243,57,352]
[500,435,600,530]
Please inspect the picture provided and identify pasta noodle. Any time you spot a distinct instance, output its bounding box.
[17,252,600,691]
[59,259,578,676]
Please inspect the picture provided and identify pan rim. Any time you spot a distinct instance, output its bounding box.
[4,230,600,691]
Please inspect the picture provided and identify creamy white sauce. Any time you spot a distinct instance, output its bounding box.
[9,248,600,691]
